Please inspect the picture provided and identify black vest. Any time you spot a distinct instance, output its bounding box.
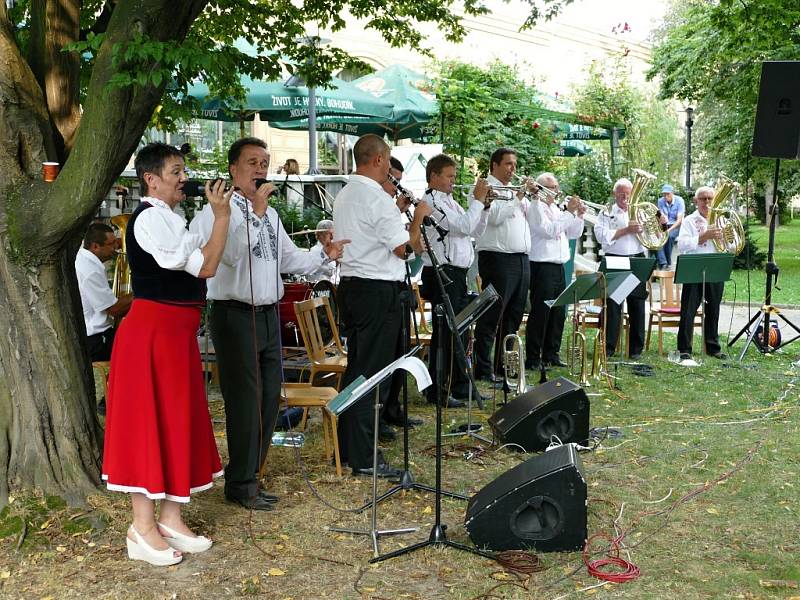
[127,202,206,303]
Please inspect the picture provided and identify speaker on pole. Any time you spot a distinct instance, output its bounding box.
[488,377,590,452]
[465,443,587,552]
[752,61,800,159]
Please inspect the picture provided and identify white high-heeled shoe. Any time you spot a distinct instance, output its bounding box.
[157,522,213,553]
[126,525,182,566]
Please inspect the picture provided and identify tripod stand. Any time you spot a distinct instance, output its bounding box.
[356,283,467,512]
[371,308,497,563]
[729,159,800,359]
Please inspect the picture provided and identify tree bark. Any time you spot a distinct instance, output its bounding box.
[0,0,208,506]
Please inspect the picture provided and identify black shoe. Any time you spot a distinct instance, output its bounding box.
[679,352,692,360]
[543,357,567,368]
[226,494,275,511]
[352,463,402,478]
[378,421,396,442]
[709,351,728,360]
[257,489,278,503]
[443,396,465,408]
[385,415,423,428]
[453,389,490,403]
[476,372,503,384]
[526,360,542,371]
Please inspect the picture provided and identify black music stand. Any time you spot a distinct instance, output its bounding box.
[371,305,498,564]
[326,352,431,558]
[674,253,734,359]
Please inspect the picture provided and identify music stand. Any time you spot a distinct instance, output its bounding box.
[326,353,431,558]
[371,306,498,564]
[546,272,639,385]
[674,253,734,359]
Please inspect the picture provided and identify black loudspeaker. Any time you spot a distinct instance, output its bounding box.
[752,61,800,159]
[488,377,589,452]
[465,444,587,552]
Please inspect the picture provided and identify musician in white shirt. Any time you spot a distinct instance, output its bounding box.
[525,173,585,369]
[593,178,647,359]
[473,148,531,383]
[190,137,348,510]
[334,134,431,478]
[419,153,488,404]
[306,220,338,283]
[676,186,727,360]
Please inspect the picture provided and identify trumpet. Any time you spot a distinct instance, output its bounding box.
[503,334,528,395]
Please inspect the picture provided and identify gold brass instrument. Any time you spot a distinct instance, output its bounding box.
[110,213,131,297]
[577,199,611,217]
[628,168,667,250]
[708,175,745,254]
[503,334,528,394]
[569,329,589,386]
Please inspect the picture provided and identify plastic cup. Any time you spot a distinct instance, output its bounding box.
[42,162,60,182]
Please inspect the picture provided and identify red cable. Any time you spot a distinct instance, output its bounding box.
[583,533,640,583]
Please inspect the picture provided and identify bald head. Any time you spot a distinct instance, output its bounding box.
[354,134,390,167]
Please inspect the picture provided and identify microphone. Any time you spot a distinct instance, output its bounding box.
[254,178,278,198]
[182,178,227,197]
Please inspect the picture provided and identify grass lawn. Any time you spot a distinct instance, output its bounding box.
[725,218,800,306]
[2,331,799,599]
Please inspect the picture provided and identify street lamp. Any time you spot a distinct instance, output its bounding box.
[685,106,694,191]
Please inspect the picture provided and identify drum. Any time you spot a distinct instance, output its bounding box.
[279,282,311,347]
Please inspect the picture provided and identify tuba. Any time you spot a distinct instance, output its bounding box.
[110,213,131,297]
[628,168,667,250]
[503,334,528,395]
[708,175,745,254]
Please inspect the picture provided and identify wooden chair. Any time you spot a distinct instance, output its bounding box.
[646,269,701,355]
[279,383,343,476]
[410,282,432,355]
[294,296,347,389]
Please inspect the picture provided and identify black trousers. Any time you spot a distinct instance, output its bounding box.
[474,251,530,377]
[526,261,567,364]
[421,265,471,399]
[385,284,415,422]
[337,278,402,470]
[602,253,647,357]
[677,281,723,355]
[210,302,281,501]
[87,327,116,362]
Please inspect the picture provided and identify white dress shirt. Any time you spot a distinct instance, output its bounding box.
[527,199,584,264]
[135,197,205,277]
[677,210,716,255]
[474,174,531,254]
[75,247,117,336]
[189,191,326,305]
[333,174,409,281]
[420,190,485,269]
[593,202,645,255]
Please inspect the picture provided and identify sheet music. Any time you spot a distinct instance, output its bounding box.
[605,255,630,270]
[335,355,432,415]
[609,272,640,305]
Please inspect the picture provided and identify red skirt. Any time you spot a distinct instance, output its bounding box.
[102,299,222,502]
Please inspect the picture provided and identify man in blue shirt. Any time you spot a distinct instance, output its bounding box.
[656,184,685,269]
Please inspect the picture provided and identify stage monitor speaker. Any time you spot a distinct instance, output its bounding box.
[488,377,589,452]
[465,443,587,552]
[752,61,800,159]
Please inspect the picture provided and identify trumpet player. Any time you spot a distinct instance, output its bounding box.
[473,148,531,384]
[593,178,647,360]
[420,153,489,405]
[676,187,727,361]
[525,173,585,370]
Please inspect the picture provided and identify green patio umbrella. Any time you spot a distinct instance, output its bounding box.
[269,64,439,140]
[187,76,394,122]
[557,140,593,157]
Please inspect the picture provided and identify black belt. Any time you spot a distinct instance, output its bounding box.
[214,299,276,312]
[340,276,402,285]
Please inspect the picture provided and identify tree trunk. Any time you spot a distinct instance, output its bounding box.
[0,241,102,505]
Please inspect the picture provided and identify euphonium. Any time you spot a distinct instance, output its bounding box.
[110,213,131,297]
[628,168,667,250]
[503,334,528,395]
[708,175,745,255]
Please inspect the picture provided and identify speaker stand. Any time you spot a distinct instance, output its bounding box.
[729,159,800,359]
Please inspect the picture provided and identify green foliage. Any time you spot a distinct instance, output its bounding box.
[648,0,800,195]
[560,154,613,203]
[734,224,767,270]
[431,60,559,182]
[570,59,684,183]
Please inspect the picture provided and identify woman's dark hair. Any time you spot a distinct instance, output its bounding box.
[135,142,184,195]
